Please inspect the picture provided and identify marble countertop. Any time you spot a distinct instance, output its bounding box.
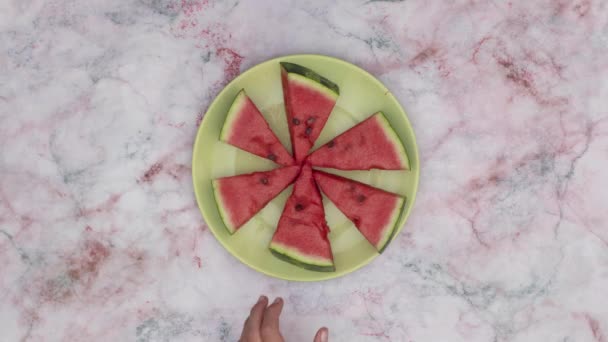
[2,0,607,341]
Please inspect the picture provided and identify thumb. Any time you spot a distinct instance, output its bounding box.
[313,327,328,342]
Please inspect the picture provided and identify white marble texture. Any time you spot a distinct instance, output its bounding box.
[2,0,608,341]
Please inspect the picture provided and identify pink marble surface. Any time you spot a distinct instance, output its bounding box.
[2,0,608,341]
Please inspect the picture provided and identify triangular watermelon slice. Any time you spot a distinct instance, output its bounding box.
[270,164,334,272]
[307,112,409,170]
[220,90,294,166]
[280,62,339,163]
[313,170,405,253]
[213,165,300,234]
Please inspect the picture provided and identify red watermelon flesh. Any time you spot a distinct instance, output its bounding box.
[213,165,300,234]
[281,62,339,163]
[220,90,294,166]
[270,164,334,271]
[313,170,405,252]
[307,112,409,170]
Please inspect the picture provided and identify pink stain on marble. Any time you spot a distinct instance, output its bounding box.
[138,160,191,185]
[353,289,392,340]
[140,162,164,184]
[193,256,202,268]
[159,204,198,224]
[180,0,210,17]
[423,120,466,161]
[155,113,187,130]
[137,140,194,185]
[195,110,205,127]
[37,237,111,304]
[572,313,607,342]
[10,226,153,339]
[215,47,244,84]
[2,93,92,142]
[585,314,606,342]
[77,193,123,218]
[157,222,206,268]
[198,27,244,85]
[171,3,244,87]
[2,0,608,340]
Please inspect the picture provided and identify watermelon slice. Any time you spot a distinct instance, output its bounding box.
[307,112,409,170]
[220,90,294,166]
[280,62,339,163]
[213,165,300,234]
[313,170,405,253]
[270,165,334,272]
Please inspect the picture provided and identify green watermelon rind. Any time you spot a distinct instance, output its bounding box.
[211,179,237,234]
[219,89,247,142]
[280,62,340,97]
[269,242,335,272]
[374,111,410,170]
[376,196,406,253]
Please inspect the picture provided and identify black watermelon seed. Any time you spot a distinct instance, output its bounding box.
[327,140,335,148]
[295,203,304,211]
[307,117,316,124]
[260,177,269,185]
[305,127,312,136]
[357,194,366,203]
[292,118,300,125]
[267,153,277,161]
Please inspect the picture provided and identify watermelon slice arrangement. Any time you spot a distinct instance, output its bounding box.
[212,62,409,272]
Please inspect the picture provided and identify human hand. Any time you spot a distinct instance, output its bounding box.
[239,295,329,342]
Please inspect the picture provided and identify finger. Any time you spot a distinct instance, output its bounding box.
[241,296,268,340]
[261,297,284,341]
[313,327,328,342]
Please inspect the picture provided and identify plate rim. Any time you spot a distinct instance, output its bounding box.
[192,53,420,282]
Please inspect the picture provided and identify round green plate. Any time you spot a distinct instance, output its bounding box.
[192,54,419,281]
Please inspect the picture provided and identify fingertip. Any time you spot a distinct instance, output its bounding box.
[249,295,268,317]
[269,297,284,314]
[260,297,285,339]
[314,327,328,342]
[244,295,268,336]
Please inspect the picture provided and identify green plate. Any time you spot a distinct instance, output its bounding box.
[192,54,419,281]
